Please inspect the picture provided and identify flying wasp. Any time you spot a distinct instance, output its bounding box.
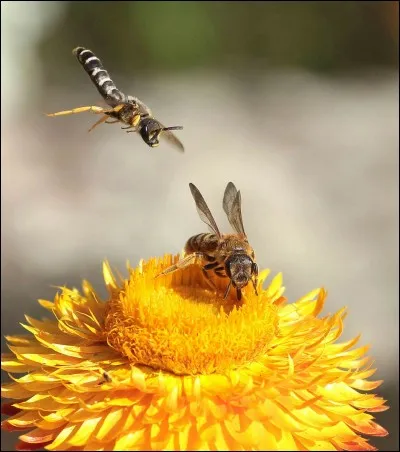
[158,182,259,301]
[46,47,184,152]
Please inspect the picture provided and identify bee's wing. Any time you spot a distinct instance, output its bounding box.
[189,183,221,237]
[223,182,246,237]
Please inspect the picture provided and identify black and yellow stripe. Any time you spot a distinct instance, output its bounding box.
[73,46,126,106]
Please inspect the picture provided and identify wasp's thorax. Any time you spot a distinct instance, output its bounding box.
[102,102,141,131]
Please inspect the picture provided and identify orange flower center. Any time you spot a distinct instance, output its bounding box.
[104,255,278,375]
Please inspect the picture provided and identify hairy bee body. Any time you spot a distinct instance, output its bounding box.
[186,233,252,261]
[185,232,256,291]
[185,233,219,256]
[159,183,259,301]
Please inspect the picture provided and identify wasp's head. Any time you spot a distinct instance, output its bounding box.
[139,118,162,147]
[139,118,183,148]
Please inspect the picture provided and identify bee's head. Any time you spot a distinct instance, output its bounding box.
[225,253,256,289]
[139,118,183,148]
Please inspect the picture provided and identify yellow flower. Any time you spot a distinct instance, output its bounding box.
[1,255,388,451]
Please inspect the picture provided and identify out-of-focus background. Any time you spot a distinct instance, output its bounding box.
[1,1,399,450]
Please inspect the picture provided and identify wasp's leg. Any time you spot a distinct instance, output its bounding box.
[105,119,120,124]
[122,114,141,131]
[88,115,111,133]
[156,252,205,277]
[124,113,149,130]
[46,105,105,117]
[112,104,125,113]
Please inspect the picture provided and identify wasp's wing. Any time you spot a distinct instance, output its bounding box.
[223,182,246,236]
[153,118,184,152]
[189,183,221,237]
[160,128,185,152]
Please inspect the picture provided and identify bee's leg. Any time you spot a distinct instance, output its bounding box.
[251,278,259,296]
[223,281,232,299]
[46,105,105,117]
[105,119,120,124]
[201,268,217,290]
[202,262,220,288]
[251,262,259,295]
[213,266,226,278]
[156,252,204,277]
[203,262,219,271]
[88,115,111,133]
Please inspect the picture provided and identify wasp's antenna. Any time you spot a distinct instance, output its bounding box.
[161,126,184,132]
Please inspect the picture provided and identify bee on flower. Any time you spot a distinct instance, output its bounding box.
[1,255,388,451]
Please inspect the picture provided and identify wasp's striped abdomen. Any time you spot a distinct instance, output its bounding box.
[185,233,219,257]
[73,47,126,106]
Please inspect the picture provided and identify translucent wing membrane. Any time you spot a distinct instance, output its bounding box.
[189,183,221,237]
[223,182,246,236]
[160,126,185,152]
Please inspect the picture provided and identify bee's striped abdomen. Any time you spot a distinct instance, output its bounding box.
[185,233,219,257]
[73,47,126,106]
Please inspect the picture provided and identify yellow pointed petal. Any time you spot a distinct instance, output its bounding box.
[1,255,388,451]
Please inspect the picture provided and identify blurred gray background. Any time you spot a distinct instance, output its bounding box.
[1,1,399,450]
